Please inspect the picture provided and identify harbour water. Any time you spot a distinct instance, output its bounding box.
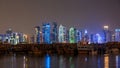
[0,54,120,68]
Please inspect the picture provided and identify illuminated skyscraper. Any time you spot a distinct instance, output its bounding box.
[90,34,94,43]
[6,28,13,43]
[82,29,89,43]
[35,26,40,44]
[103,26,112,43]
[66,30,69,43]
[115,29,120,42]
[76,30,82,43]
[51,22,58,43]
[42,23,51,44]
[112,34,115,42]
[10,32,20,45]
[95,33,102,43]
[58,25,66,43]
[69,27,75,43]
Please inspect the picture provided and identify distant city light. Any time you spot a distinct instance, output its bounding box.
[96,33,102,43]
[85,29,88,34]
[0,23,120,44]
[115,29,120,32]
[104,26,109,30]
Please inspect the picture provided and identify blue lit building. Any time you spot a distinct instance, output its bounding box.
[42,23,51,44]
[95,33,102,43]
[90,34,94,43]
[76,30,82,43]
[82,29,89,43]
[115,29,120,42]
[35,26,40,44]
[45,54,51,68]
[0,29,29,45]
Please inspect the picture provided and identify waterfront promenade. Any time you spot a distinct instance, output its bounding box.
[0,42,120,55]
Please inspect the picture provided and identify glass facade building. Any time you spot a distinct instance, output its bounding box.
[35,26,40,44]
[115,29,120,42]
[58,25,66,43]
[51,22,58,43]
[76,30,82,43]
[42,23,51,44]
[69,27,75,43]
[103,26,112,43]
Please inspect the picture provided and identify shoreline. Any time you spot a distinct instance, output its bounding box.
[0,43,119,55]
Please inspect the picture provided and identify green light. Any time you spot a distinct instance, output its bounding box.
[69,27,75,43]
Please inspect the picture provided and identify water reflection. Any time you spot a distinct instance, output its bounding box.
[69,57,74,68]
[104,55,109,68]
[0,54,120,68]
[23,56,28,68]
[116,56,118,68]
[97,56,102,68]
[11,54,16,68]
[45,54,51,68]
[59,56,65,68]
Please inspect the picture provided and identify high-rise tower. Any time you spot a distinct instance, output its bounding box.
[42,23,51,44]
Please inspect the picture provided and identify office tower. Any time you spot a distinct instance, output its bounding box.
[95,33,102,43]
[51,22,58,43]
[10,32,19,45]
[40,31,43,43]
[35,26,40,44]
[58,25,66,43]
[103,26,112,43]
[83,29,89,43]
[112,34,115,42]
[29,35,35,43]
[90,34,94,43]
[23,34,28,43]
[115,29,120,42]
[6,28,13,43]
[42,23,51,44]
[66,30,69,43]
[69,27,75,43]
[18,33,23,43]
[76,30,82,43]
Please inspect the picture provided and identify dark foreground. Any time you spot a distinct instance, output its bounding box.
[0,53,120,68]
[0,43,120,55]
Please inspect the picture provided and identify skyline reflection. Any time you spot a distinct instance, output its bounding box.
[0,54,120,68]
[45,54,51,68]
[104,55,109,68]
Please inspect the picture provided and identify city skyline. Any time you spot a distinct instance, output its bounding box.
[0,0,120,34]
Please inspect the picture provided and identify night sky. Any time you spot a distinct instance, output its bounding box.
[0,0,120,35]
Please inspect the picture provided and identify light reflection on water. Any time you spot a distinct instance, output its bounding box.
[104,55,109,68]
[116,56,118,68]
[45,54,50,68]
[0,54,120,68]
